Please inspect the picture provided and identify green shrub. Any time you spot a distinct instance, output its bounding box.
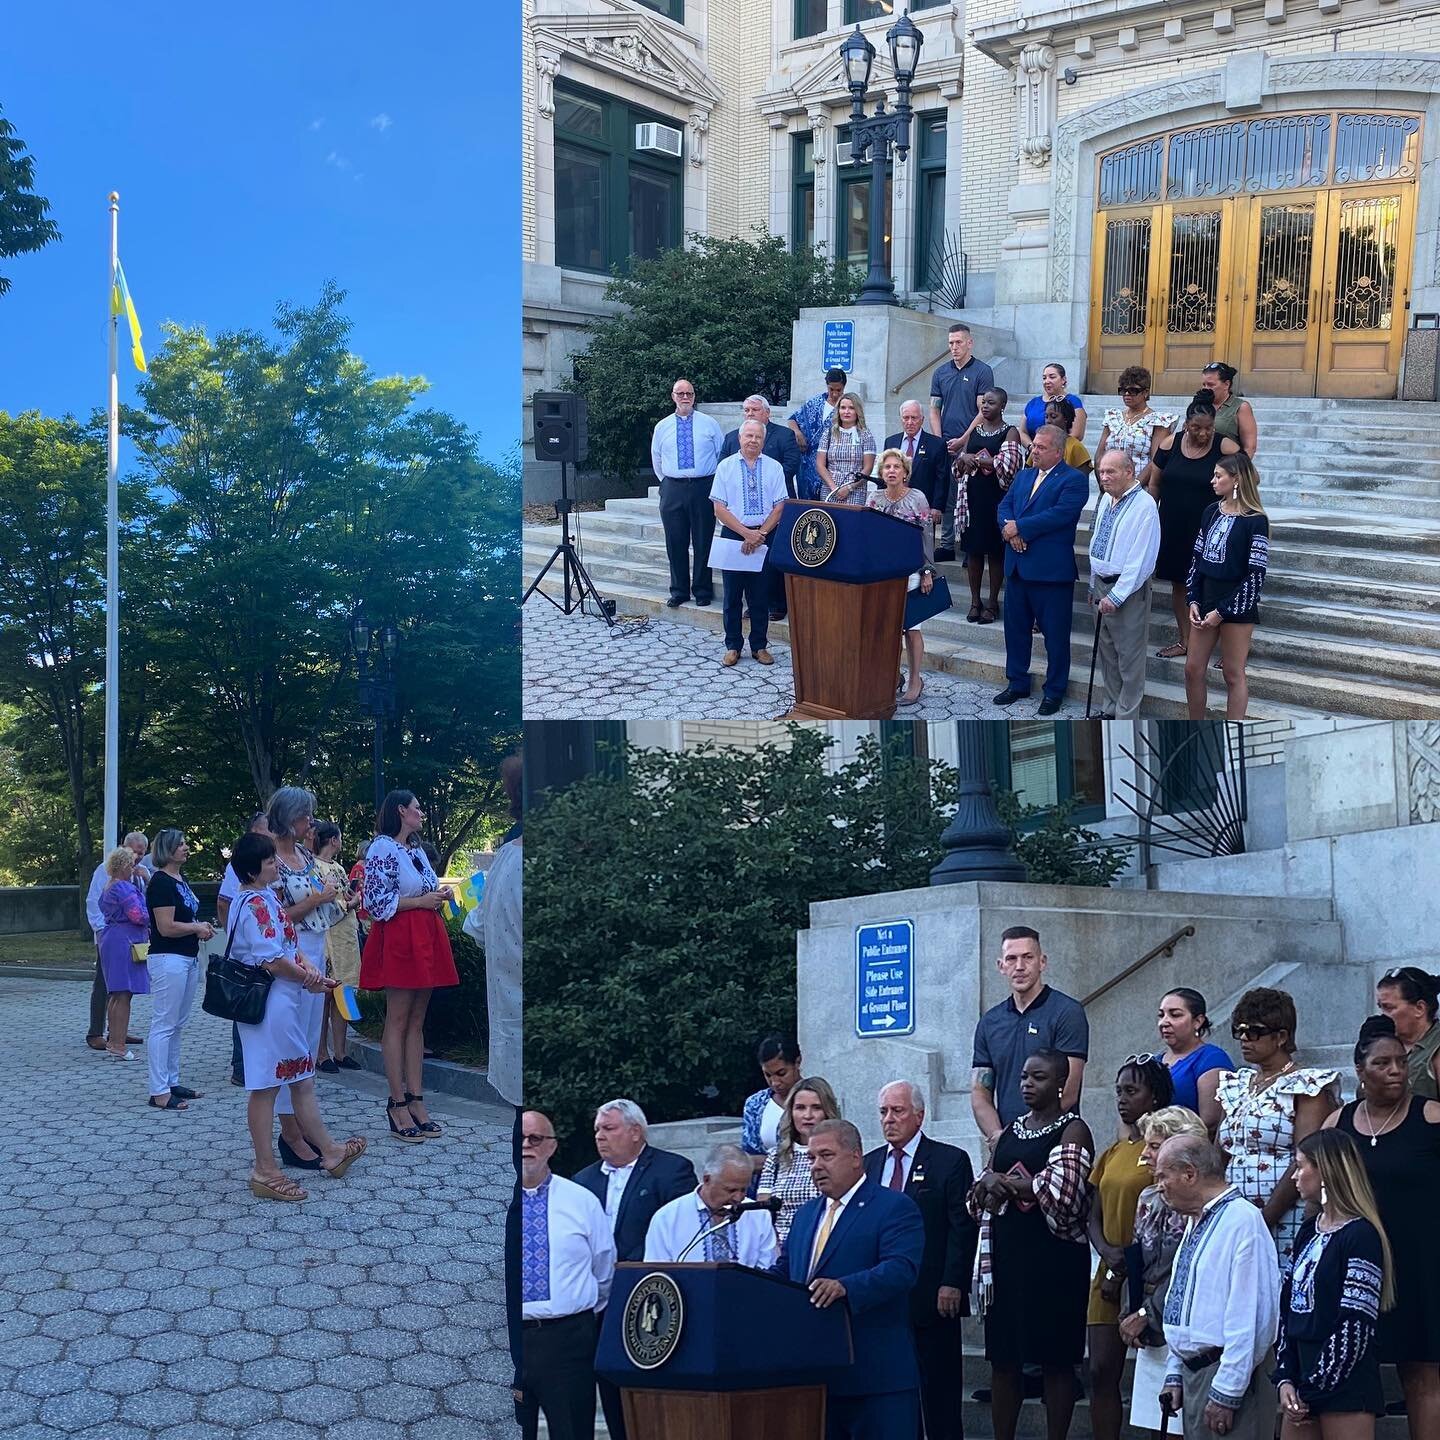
[994,790,1132,888]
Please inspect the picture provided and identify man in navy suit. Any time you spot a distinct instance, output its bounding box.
[775,1118,925,1439]
[992,424,1089,715]
[719,395,802,620]
[574,1099,698,1440]
[864,1082,977,1440]
[885,399,948,516]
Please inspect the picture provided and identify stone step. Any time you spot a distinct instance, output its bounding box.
[1257,471,1440,498]
[1259,486,1440,519]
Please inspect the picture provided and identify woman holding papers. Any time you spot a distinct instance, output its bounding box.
[868,448,936,707]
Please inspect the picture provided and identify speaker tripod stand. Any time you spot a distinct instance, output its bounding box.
[521,460,616,627]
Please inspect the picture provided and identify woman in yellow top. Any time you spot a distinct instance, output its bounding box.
[1087,1055,1175,1440]
[1045,398,1092,477]
[312,821,362,1075]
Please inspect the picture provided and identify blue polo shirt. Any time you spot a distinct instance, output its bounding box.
[972,984,1089,1126]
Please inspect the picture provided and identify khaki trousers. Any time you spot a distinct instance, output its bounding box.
[1180,1351,1276,1440]
[1090,574,1151,719]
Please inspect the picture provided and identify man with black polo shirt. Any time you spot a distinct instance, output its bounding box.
[929,323,995,561]
[970,925,1088,1152]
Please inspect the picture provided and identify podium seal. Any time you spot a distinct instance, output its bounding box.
[792,508,838,567]
[622,1272,685,1370]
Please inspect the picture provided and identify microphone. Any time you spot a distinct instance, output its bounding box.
[726,1195,783,1218]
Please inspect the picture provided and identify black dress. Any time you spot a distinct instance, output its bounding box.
[1337,1097,1440,1363]
[959,427,1007,559]
[1153,435,1225,583]
[1275,1215,1385,1416]
[983,1114,1090,1367]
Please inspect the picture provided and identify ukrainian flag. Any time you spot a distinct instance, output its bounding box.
[111,260,146,373]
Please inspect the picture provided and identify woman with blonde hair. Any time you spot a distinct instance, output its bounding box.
[1275,1128,1393,1436]
[756,1075,841,1246]
[815,392,876,506]
[96,848,151,1065]
[1185,450,1270,719]
[867,446,938,706]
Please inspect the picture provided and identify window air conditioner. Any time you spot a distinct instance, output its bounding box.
[837,140,855,166]
[635,122,684,158]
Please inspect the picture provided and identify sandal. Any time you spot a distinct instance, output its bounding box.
[1156,642,1186,658]
[405,1092,444,1138]
[323,1136,368,1179]
[386,1097,424,1144]
[249,1174,307,1202]
[978,607,997,625]
[148,1094,187,1111]
[170,1085,201,1100]
[966,604,982,623]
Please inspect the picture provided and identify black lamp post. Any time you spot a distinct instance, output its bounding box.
[352,608,400,815]
[841,10,924,306]
[929,723,1027,885]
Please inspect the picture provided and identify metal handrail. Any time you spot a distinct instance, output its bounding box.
[1080,924,1196,1009]
[891,347,952,397]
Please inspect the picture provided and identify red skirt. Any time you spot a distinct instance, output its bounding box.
[359,909,458,991]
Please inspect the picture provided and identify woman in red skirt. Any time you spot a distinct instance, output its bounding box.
[359,790,458,1142]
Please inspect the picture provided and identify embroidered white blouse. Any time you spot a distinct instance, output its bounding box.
[362,834,440,923]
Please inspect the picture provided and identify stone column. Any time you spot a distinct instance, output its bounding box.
[808,106,832,258]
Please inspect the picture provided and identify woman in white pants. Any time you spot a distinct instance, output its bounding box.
[266,786,345,1169]
[145,829,215,1111]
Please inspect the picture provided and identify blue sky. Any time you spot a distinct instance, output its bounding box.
[0,5,518,463]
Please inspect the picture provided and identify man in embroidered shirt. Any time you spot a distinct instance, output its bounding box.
[1156,1134,1279,1439]
[1088,450,1161,719]
[651,377,725,610]
[711,419,789,667]
[644,1141,778,1268]
[517,1111,615,1440]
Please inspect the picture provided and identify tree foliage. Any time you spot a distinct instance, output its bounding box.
[994,790,1132,888]
[569,230,858,479]
[524,728,956,1171]
[0,105,61,296]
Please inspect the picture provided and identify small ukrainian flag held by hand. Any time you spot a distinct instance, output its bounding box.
[111,260,146,372]
[334,986,361,1024]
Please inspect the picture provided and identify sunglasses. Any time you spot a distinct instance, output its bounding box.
[1231,1024,1277,1040]
[1119,386,1147,396]
[1123,1053,1158,1066]
[1382,967,1425,982]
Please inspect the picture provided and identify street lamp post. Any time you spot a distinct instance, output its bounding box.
[351,608,400,816]
[840,11,924,306]
[929,723,1027,885]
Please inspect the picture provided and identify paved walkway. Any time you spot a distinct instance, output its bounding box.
[523,600,1084,720]
[0,973,514,1440]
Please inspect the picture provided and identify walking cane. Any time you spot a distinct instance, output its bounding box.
[1158,1390,1174,1438]
[1084,600,1103,719]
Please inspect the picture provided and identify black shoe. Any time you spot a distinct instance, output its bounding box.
[337,1055,361,1070]
[230,1074,245,1087]
[935,547,956,562]
[992,687,1028,706]
[170,1085,201,1101]
[1037,696,1063,716]
[317,1058,340,1075]
[666,596,687,608]
[278,1136,323,1170]
[1386,1400,1408,1416]
[769,610,786,621]
[694,596,712,607]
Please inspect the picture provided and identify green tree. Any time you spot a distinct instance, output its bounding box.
[0,106,61,296]
[994,790,1132,887]
[524,728,955,1171]
[570,229,858,479]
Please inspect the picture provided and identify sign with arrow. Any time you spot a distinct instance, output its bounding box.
[855,920,914,1038]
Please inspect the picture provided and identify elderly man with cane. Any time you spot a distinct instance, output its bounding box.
[1087,449,1160,719]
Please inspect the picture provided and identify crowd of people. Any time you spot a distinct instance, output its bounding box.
[645,341,1269,717]
[519,931,1440,1440]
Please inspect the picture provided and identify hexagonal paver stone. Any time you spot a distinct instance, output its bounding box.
[15,1360,90,1399]
[412,1418,491,1440]
[241,1303,308,1336]
[279,1384,360,1425]
[162,1356,241,1396]
[391,1351,466,1390]
[119,1390,201,1431]
[198,1385,279,1426]
[72,1424,150,1440]
[107,1307,172,1340]
[377,1301,445,1334]
[134,1331,204,1364]
[239,1355,315,1392]
[204,1329,275,1363]
[277,1327,345,1362]
[425,1324,490,1360]
[311,1303,376,1336]
[84,1357,164,1398]
[347,1326,414,1361]
[0,1312,41,1342]
[7,1338,64,1369]
[361,1382,438,1425]
[151,1283,212,1316]
[0,1392,39,1430]
[324,1421,404,1440]
[82,1287,147,1317]
[175,1305,235,1338]
[37,1390,119,1431]
[37,1312,104,1343]
[64,1335,136,1368]
[442,1381,509,1422]
[20,1290,84,1318]
[156,1423,235,1440]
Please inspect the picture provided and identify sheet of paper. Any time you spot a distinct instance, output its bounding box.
[710,536,767,573]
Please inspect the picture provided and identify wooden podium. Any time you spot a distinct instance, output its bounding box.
[769,500,924,719]
[597,1262,853,1440]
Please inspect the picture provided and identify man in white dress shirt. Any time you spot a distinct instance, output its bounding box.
[644,1142,778,1268]
[1088,450,1161,719]
[1155,1135,1279,1440]
[651,377,725,610]
[517,1110,615,1440]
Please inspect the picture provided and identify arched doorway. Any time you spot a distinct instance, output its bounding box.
[1088,111,1420,398]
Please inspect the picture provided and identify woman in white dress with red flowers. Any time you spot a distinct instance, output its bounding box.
[228,831,366,1201]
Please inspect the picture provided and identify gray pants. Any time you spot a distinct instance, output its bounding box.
[88,948,107,1038]
[1181,1352,1276,1440]
[1090,574,1151,719]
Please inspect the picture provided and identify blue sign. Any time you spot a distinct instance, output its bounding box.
[855,921,914,1037]
[823,320,855,373]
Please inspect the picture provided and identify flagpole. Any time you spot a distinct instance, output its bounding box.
[104,192,120,857]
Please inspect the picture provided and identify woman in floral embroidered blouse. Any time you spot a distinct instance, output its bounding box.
[1094,366,1175,480]
[227,831,365,1202]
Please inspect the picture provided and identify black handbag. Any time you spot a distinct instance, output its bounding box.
[201,905,274,1025]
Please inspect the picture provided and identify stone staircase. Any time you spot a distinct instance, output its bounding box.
[523,395,1440,718]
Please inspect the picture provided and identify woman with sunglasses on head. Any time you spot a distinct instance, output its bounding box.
[1156,988,1233,1133]
[1217,987,1340,1274]
[1087,1056,1173,1440]
[1273,1127,1393,1440]
[1200,361,1258,454]
[1094,367,1175,480]
[1375,966,1440,1100]
[361,789,459,1143]
[1322,1016,1440,1439]
[757,1075,841,1247]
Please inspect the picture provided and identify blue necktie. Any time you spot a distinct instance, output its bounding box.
[677,415,694,471]
[522,1182,551,1302]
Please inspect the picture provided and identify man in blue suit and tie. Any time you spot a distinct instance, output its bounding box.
[774,1118,925,1439]
[992,423,1089,715]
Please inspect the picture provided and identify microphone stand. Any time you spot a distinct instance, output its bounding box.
[675,1213,740,1264]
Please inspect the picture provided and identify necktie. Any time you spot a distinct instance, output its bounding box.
[906,436,915,460]
[677,414,694,471]
[521,1184,551,1302]
[809,1198,842,1279]
[1030,467,1049,499]
[888,1147,906,1191]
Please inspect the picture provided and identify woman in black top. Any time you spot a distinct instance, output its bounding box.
[145,828,216,1111]
[1274,1128,1392,1434]
[1185,452,1269,719]
[954,387,1022,624]
[1323,1017,1440,1440]
[1145,393,1241,660]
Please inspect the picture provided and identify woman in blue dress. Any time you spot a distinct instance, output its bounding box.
[1155,987,1232,1133]
[787,367,847,499]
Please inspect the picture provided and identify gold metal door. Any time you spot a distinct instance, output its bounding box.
[1151,201,1238,394]
[1089,208,1157,391]
[1315,185,1414,398]
[1237,195,1324,397]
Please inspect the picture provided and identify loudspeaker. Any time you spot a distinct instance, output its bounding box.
[532,391,588,465]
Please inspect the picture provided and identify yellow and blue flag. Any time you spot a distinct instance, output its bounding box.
[111,261,146,373]
[334,986,362,1023]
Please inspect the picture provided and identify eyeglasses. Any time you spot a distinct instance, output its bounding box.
[1123,1053,1158,1066]
[521,1133,556,1146]
[1119,386,1147,396]
[1231,1024,1277,1040]
[1382,967,1424,983]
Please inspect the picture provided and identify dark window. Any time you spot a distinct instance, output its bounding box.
[1245,115,1330,193]
[845,0,945,16]
[634,0,684,19]
[794,0,827,38]
[791,133,816,253]
[913,111,946,288]
[837,124,891,270]
[987,721,1106,823]
[1166,121,1248,199]
[524,722,628,806]
[552,82,683,274]
[1334,113,1420,184]
[1099,138,1163,207]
